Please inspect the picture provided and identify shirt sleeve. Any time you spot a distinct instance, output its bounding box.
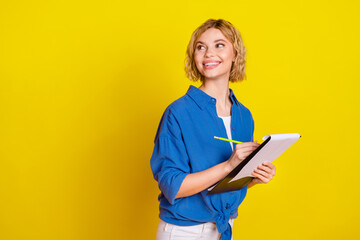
[250,112,255,142]
[150,107,190,205]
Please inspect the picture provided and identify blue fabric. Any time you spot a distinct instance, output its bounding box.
[150,85,254,240]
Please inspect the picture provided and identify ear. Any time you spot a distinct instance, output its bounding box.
[232,50,237,62]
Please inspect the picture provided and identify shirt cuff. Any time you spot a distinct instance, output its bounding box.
[159,171,188,205]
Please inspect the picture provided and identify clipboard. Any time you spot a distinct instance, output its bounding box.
[207,133,301,195]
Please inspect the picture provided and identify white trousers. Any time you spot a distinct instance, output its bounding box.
[155,219,234,240]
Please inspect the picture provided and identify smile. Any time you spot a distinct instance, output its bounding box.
[203,61,221,69]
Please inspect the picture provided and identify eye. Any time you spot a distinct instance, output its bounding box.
[196,45,205,50]
[216,43,225,48]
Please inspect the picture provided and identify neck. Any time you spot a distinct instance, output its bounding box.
[199,78,230,104]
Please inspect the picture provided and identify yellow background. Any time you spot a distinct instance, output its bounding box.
[0,0,359,239]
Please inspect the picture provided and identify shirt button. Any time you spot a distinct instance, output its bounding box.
[232,128,235,130]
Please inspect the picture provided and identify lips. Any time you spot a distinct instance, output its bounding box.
[203,61,221,69]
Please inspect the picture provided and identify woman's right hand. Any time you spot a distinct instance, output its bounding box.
[175,141,260,199]
[226,142,260,171]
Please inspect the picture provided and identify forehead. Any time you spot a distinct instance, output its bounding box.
[196,28,231,43]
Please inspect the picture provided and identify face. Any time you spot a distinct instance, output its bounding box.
[194,28,236,81]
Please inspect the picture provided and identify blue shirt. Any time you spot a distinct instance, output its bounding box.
[150,85,254,240]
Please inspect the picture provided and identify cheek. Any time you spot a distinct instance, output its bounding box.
[194,53,201,62]
[194,54,203,70]
[223,50,235,62]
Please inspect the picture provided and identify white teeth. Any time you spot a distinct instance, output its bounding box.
[205,62,220,66]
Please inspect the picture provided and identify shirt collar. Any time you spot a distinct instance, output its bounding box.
[186,85,239,110]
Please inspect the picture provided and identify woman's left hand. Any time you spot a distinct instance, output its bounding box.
[248,161,276,188]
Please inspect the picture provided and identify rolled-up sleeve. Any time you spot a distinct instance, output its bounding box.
[150,108,190,205]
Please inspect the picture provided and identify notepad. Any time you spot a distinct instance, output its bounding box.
[207,133,301,195]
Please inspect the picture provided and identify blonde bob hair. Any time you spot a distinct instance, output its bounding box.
[185,19,247,82]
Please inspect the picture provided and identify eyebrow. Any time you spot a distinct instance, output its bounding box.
[195,39,227,45]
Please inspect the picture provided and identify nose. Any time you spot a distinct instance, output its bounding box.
[205,47,215,58]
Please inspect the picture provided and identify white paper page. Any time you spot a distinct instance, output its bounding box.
[228,133,300,183]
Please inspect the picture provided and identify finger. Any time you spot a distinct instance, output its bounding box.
[261,162,276,175]
[252,171,271,183]
[235,142,260,150]
[262,161,275,169]
[235,149,258,160]
[257,164,275,176]
[234,148,258,158]
[257,164,271,171]
[255,172,273,183]
[250,173,262,184]
[235,145,259,154]
[253,168,268,177]
[253,168,272,179]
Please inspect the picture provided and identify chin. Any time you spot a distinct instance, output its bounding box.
[202,73,228,81]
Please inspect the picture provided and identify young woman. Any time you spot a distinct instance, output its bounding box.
[150,19,276,240]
